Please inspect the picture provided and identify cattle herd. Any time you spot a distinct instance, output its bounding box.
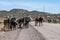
[3,16,43,31]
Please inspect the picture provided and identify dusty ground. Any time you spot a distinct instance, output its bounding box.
[0,18,60,40]
[30,22,60,40]
[0,18,5,31]
[0,25,46,40]
[0,23,4,31]
[0,18,46,40]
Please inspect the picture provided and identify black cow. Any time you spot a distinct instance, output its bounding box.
[10,18,17,30]
[17,17,31,28]
[4,17,17,30]
[4,18,11,30]
[23,17,31,27]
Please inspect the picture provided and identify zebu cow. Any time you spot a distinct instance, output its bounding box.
[4,17,17,30]
[34,17,43,26]
[16,18,24,28]
[10,18,17,30]
[17,16,31,28]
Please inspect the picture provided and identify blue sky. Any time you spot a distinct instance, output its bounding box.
[0,0,60,14]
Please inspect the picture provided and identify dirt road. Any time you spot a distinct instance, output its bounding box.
[0,24,46,40]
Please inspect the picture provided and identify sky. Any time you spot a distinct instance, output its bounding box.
[0,0,60,14]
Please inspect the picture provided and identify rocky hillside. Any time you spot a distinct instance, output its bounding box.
[0,9,60,21]
[0,9,51,18]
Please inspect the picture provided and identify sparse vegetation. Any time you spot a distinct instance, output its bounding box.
[0,22,3,24]
[0,9,60,22]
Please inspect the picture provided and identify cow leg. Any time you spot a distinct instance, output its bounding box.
[19,23,22,29]
[35,21,38,26]
[10,25,13,30]
[41,21,43,26]
[26,23,29,28]
[39,22,40,26]
[39,21,43,26]
[24,22,29,28]
[13,26,16,30]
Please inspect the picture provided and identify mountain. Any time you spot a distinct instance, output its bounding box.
[0,9,60,21]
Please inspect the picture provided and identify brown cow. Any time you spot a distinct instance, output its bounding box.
[34,17,39,26]
[34,17,43,26]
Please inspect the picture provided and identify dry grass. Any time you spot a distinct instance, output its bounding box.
[0,22,3,24]
[0,18,4,31]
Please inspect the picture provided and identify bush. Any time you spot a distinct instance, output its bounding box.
[0,22,3,24]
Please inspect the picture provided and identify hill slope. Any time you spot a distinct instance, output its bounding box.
[0,9,60,21]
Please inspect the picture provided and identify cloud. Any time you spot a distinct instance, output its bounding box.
[0,1,60,13]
